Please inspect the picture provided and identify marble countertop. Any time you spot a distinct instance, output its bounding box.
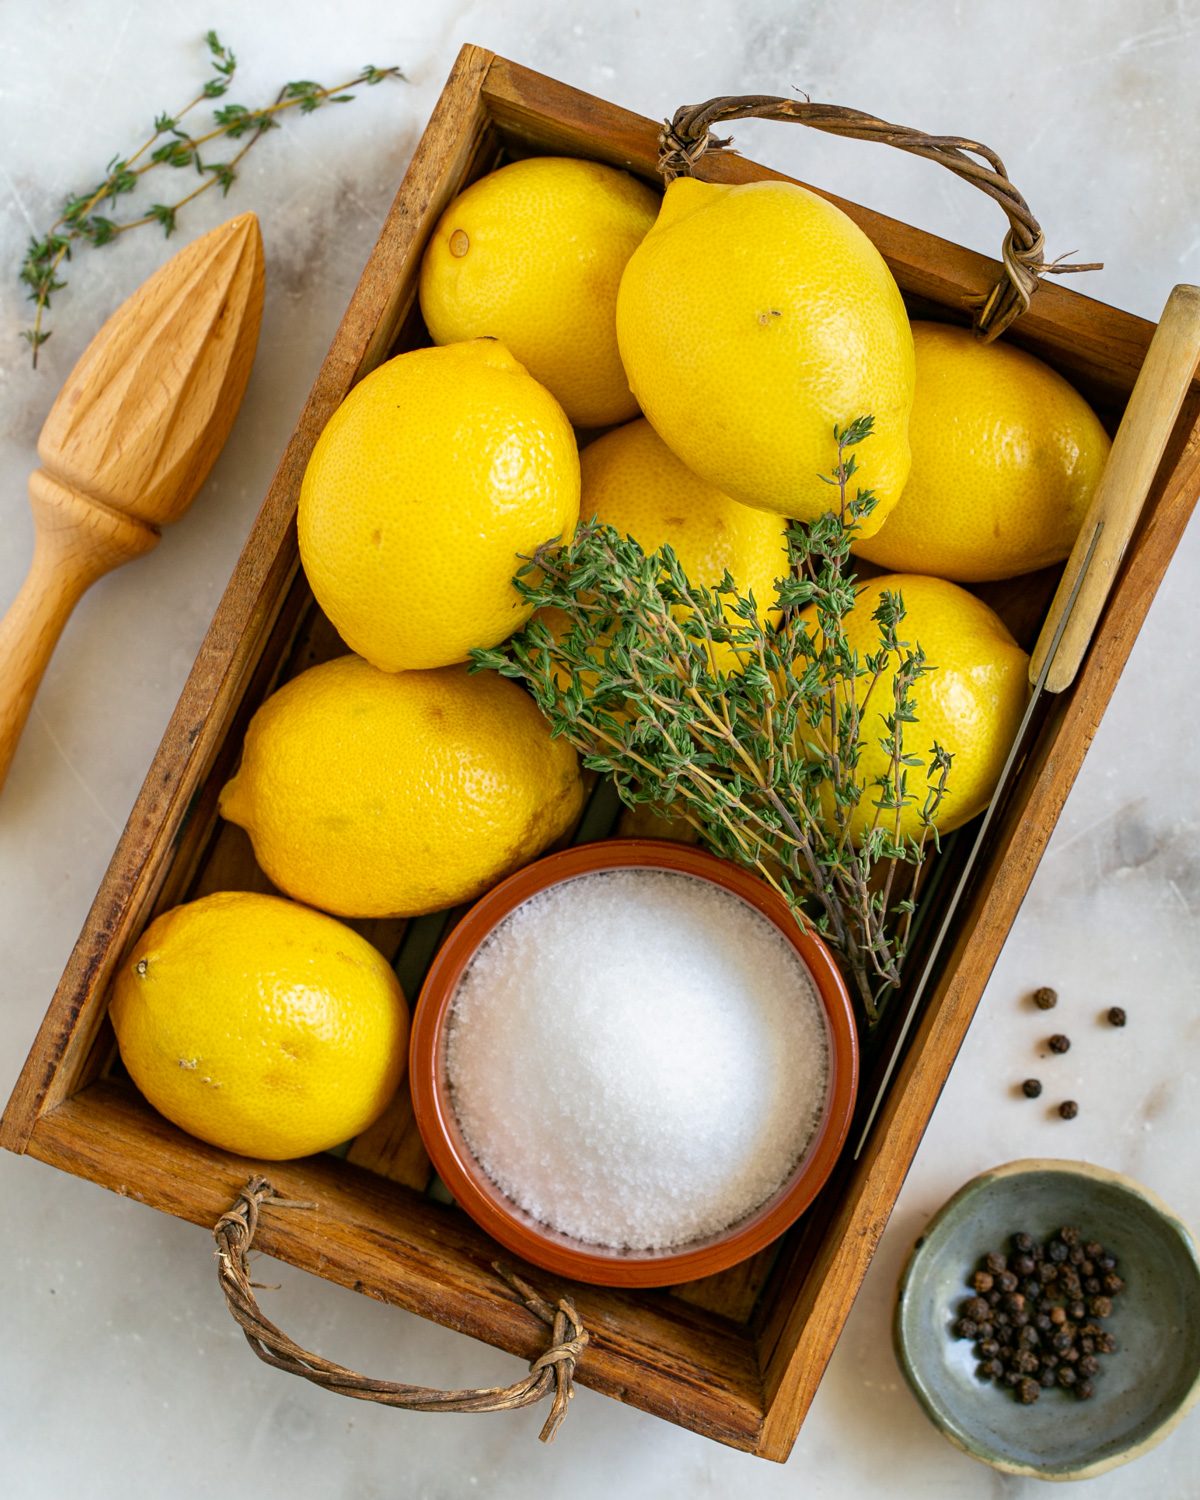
[2,2,1199,1495]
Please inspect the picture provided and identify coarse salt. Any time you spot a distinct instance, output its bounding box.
[445,868,830,1251]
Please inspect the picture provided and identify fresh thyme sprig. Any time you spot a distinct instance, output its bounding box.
[473,420,952,1024]
[19,30,402,365]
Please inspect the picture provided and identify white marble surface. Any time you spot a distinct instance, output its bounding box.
[2,1,1199,1494]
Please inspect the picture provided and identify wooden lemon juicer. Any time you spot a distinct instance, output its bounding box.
[0,213,264,796]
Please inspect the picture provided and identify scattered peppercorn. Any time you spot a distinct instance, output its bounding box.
[1059,1100,1080,1120]
[1033,986,1058,1010]
[1022,1078,1043,1098]
[1107,1007,1127,1027]
[1048,1034,1071,1054]
[951,1228,1125,1405]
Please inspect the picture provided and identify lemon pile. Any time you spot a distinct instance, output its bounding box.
[112,150,1112,1163]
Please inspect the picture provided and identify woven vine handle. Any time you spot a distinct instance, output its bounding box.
[659,96,1101,341]
[213,1178,588,1442]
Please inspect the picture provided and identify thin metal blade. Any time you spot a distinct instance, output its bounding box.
[851,519,1105,1159]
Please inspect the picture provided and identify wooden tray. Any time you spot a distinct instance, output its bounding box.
[5,45,1200,1462]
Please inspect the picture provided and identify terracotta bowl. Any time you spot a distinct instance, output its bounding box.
[409,838,859,1289]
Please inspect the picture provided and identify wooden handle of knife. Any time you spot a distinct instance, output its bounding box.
[1030,283,1200,693]
[0,472,157,794]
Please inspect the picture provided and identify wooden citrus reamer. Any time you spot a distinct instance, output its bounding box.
[0,213,264,795]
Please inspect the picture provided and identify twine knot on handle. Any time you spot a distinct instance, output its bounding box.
[658,96,1102,341]
[213,1177,589,1442]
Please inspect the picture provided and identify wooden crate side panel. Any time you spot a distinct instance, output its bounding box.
[24,1082,765,1450]
[0,44,499,1152]
[753,403,1200,1461]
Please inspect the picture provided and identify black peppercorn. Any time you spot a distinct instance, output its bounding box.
[1048,1034,1071,1054]
[1107,1006,1126,1027]
[1021,1078,1043,1098]
[1059,1100,1080,1120]
[1033,986,1058,1010]
[955,1229,1124,1407]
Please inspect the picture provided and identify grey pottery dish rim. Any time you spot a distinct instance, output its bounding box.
[894,1157,1200,1483]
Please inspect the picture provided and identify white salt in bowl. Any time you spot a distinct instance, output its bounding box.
[409,840,859,1288]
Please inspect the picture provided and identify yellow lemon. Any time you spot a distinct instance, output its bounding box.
[218,655,584,918]
[853,323,1111,581]
[419,156,660,427]
[616,177,914,531]
[298,340,579,672]
[580,418,790,669]
[110,892,409,1161]
[805,574,1028,841]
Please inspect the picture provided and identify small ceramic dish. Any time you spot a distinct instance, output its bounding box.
[409,838,858,1288]
[895,1159,1200,1482]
